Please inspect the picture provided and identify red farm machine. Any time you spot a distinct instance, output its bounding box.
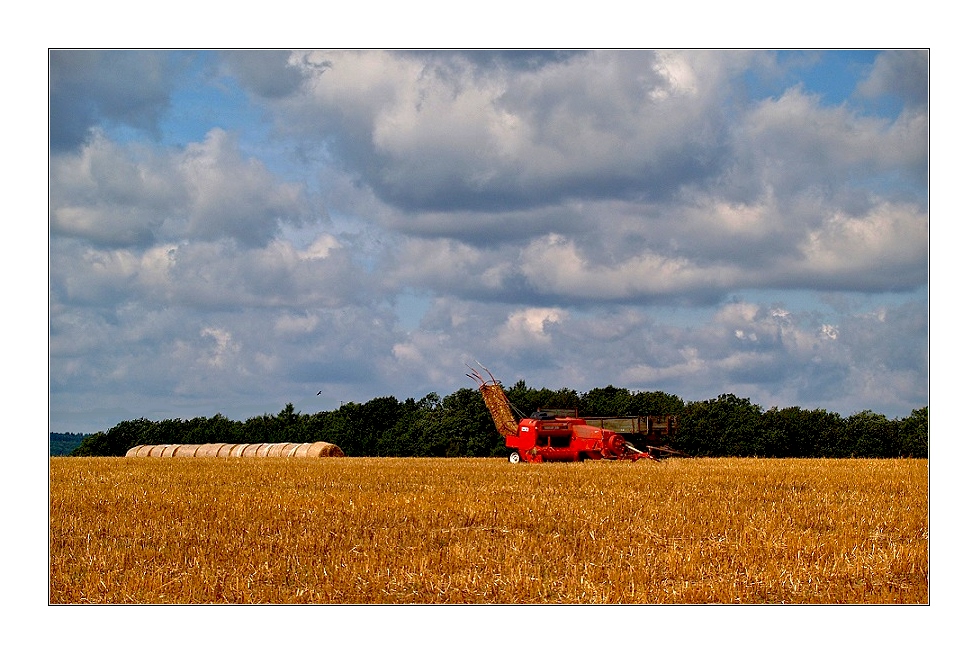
[467,364,684,463]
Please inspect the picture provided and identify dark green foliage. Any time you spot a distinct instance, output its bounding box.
[66,384,928,459]
[504,380,581,418]
[72,418,157,457]
[843,411,898,458]
[50,432,90,456]
[581,385,632,416]
[676,394,764,456]
[898,407,929,458]
[759,406,844,457]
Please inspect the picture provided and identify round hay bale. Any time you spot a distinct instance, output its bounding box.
[195,443,225,457]
[229,444,249,457]
[125,445,150,457]
[256,443,276,457]
[174,444,200,457]
[304,441,345,457]
[292,443,312,457]
[284,443,303,458]
[216,444,236,457]
[148,445,168,457]
[303,442,329,457]
[241,443,263,457]
[161,445,180,457]
[266,443,291,457]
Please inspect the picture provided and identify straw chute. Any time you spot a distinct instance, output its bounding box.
[467,364,519,439]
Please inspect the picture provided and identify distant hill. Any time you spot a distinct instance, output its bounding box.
[50,432,90,456]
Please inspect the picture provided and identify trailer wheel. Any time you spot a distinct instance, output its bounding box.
[509,451,521,464]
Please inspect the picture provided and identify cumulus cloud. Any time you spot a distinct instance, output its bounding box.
[51,128,317,248]
[48,50,929,432]
[179,129,313,246]
[517,233,737,302]
[790,201,928,289]
[269,50,927,302]
[857,50,929,109]
[220,50,306,99]
[493,307,567,351]
[254,50,755,212]
[731,86,927,203]
[50,132,184,246]
[50,50,186,151]
[51,234,366,312]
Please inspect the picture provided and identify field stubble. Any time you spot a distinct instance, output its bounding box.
[49,457,927,604]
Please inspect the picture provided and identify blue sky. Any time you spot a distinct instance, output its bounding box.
[48,50,929,433]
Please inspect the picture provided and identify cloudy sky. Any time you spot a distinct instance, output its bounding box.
[48,50,929,433]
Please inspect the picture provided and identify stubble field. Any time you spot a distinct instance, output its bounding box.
[49,456,928,604]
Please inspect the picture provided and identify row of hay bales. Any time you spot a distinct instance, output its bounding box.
[125,442,345,458]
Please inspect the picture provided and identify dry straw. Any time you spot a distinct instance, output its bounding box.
[174,445,200,458]
[306,441,346,457]
[479,382,518,438]
[124,442,346,458]
[241,444,262,457]
[51,457,928,604]
[195,443,225,457]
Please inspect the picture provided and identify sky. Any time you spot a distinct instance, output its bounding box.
[48,49,929,433]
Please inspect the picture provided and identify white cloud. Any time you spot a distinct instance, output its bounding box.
[179,129,312,246]
[792,201,927,286]
[50,132,182,246]
[518,233,739,300]
[493,307,567,351]
[273,312,320,336]
[51,235,366,311]
[200,327,238,368]
[48,50,929,432]
[50,128,317,249]
[268,50,751,210]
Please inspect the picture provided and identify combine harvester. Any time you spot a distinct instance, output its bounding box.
[467,364,684,464]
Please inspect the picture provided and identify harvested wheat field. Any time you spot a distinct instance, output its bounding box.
[49,457,927,604]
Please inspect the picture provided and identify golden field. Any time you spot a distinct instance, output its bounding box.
[49,457,928,604]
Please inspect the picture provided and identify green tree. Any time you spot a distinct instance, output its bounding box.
[898,407,928,458]
[443,387,505,456]
[627,390,685,417]
[581,385,633,416]
[72,418,157,457]
[760,406,843,457]
[676,394,764,456]
[843,410,898,458]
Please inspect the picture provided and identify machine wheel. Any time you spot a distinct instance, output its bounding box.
[509,451,521,464]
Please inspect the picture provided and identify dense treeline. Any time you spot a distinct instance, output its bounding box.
[50,432,90,456]
[69,384,928,459]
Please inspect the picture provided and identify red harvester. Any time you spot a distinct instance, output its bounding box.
[468,364,681,463]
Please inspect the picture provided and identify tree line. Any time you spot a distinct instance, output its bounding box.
[69,383,928,459]
[50,432,88,456]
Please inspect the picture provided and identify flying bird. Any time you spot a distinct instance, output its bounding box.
[317,390,322,395]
